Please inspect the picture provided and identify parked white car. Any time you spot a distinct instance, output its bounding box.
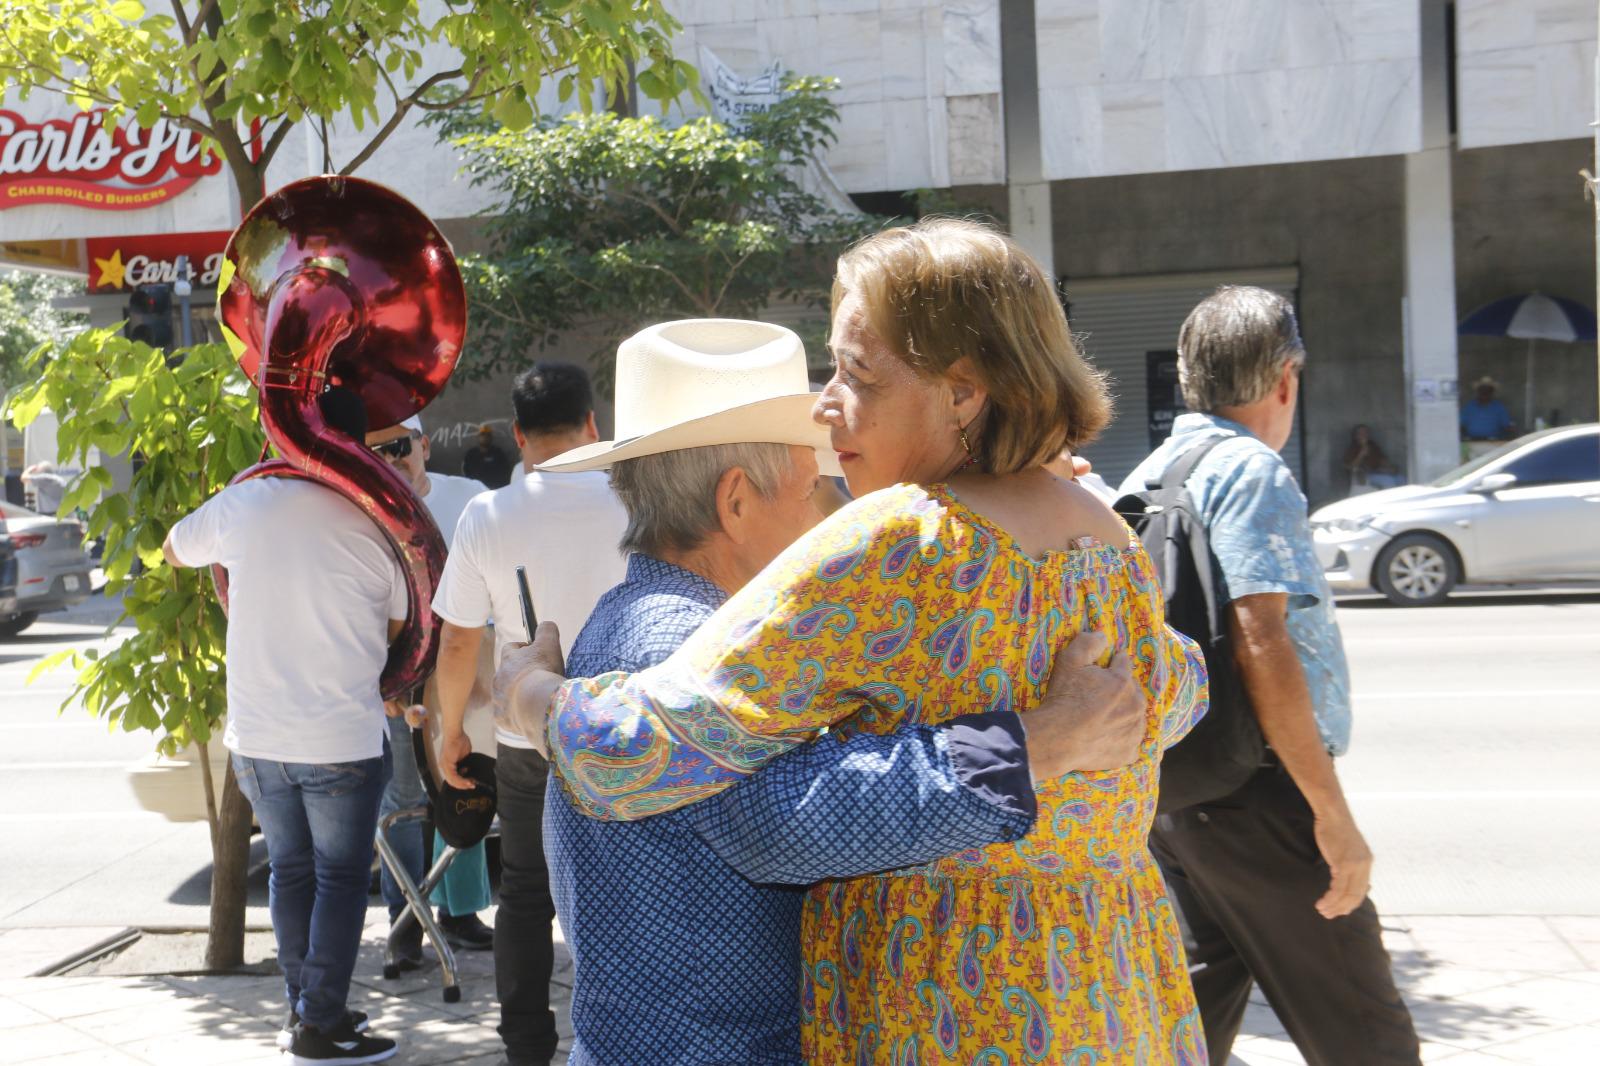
[0,500,96,636]
[1311,424,1600,606]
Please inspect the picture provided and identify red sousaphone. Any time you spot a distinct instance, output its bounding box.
[214,175,465,699]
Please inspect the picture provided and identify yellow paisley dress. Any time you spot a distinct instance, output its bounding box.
[549,483,1210,1065]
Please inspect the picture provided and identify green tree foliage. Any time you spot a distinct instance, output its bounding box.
[1,0,695,968]
[449,76,890,383]
[0,270,84,391]
[13,335,261,769]
[0,0,696,205]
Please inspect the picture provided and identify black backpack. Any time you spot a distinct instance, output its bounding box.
[1115,435,1264,813]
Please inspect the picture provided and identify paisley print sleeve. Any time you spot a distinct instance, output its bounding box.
[547,484,959,822]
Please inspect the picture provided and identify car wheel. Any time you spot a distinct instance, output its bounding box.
[0,611,39,638]
[1374,533,1459,607]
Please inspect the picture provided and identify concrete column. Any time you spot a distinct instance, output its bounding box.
[1000,0,1053,277]
[1402,0,1462,481]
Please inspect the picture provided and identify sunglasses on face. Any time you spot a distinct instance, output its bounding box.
[372,436,414,461]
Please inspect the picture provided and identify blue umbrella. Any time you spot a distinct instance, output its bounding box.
[1459,292,1597,429]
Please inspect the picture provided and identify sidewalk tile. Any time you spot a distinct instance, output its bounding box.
[1403,992,1559,1049]
[1397,937,1587,974]
[1475,1022,1600,1064]
[1420,1040,1472,1062]
[63,995,242,1045]
[14,1051,147,1066]
[1450,975,1600,1027]
[1403,917,1560,943]
[1546,916,1600,943]
[1397,966,1542,1000]
[0,998,50,1031]
[1228,1033,1306,1064]
[0,1020,107,1064]
[114,1026,280,1066]
[6,980,190,1023]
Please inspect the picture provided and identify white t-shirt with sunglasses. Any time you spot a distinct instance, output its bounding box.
[431,469,628,749]
[422,473,488,545]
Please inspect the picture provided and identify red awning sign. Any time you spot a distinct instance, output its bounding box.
[86,231,232,293]
[0,109,222,211]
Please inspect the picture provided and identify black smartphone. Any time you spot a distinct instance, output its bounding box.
[514,564,539,641]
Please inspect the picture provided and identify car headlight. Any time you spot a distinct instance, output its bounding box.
[1314,517,1370,534]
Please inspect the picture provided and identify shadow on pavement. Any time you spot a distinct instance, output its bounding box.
[167,837,272,908]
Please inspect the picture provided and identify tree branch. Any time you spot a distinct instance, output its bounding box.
[709,250,755,313]
[183,0,221,49]
[339,67,471,176]
[255,117,297,172]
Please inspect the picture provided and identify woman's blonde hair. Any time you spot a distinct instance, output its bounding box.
[832,217,1110,474]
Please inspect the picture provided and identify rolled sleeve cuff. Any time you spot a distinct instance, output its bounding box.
[941,711,1037,838]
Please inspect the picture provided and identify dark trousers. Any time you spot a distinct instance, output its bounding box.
[495,742,558,1064]
[1151,762,1421,1066]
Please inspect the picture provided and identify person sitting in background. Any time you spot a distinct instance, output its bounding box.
[1460,377,1514,442]
[1343,424,1403,491]
[462,424,514,488]
[364,415,496,962]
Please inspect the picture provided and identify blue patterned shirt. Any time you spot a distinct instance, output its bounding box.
[1121,413,1353,754]
[549,554,1037,1065]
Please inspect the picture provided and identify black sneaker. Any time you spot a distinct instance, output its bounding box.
[288,1017,396,1065]
[437,910,494,951]
[277,1009,368,1051]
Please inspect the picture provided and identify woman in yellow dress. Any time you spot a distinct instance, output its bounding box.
[521,219,1210,1064]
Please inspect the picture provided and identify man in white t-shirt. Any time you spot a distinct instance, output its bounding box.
[431,364,626,1066]
[163,388,403,1066]
[363,414,495,960]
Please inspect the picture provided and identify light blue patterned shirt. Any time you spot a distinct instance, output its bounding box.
[1120,413,1353,755]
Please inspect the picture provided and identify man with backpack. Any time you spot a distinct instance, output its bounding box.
[1119,287,1419,1066]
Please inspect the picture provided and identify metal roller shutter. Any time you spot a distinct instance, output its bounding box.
[1064,268,1304,492]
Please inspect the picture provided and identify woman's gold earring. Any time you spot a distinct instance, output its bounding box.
[957,424,976,467]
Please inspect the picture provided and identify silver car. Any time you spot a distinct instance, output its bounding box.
[0,500,96,636]
[1310,424,1600,606]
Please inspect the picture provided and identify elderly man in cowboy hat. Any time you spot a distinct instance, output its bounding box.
[508,319,1147,1065]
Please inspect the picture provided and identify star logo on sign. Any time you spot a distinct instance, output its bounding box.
[93,248,127,290]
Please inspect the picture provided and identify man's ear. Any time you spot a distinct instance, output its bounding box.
[418,433,432,462]
[513,423,526,449]
[584,410,600,443]
[1278,360,1297,404]
[715,465,752,545]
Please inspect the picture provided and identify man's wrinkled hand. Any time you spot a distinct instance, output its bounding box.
[1024,630,1147,780]
[1314,812,1373,919]
[492,621,565,744]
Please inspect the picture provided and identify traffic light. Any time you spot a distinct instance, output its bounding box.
[124,284,174,349]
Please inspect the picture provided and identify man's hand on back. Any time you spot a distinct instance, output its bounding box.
[1023,630,1147,780]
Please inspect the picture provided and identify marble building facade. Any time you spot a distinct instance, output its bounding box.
[2,0,1591,503]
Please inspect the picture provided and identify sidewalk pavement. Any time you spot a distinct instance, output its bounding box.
[2,914,1597,1065]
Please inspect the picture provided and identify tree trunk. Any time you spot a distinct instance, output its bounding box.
[200,155,269,973]
[203,758,254,971]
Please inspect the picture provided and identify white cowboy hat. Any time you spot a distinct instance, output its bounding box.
[538,319,842,476]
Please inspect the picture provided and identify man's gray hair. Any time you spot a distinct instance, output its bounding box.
[609,442,796,557]
[1177,286,1305,413]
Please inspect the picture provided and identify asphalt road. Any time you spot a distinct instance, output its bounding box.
[2,588,1597,944]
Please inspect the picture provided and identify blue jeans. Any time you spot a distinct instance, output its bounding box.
[233,745,390,1030]
[378,716,492,918]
